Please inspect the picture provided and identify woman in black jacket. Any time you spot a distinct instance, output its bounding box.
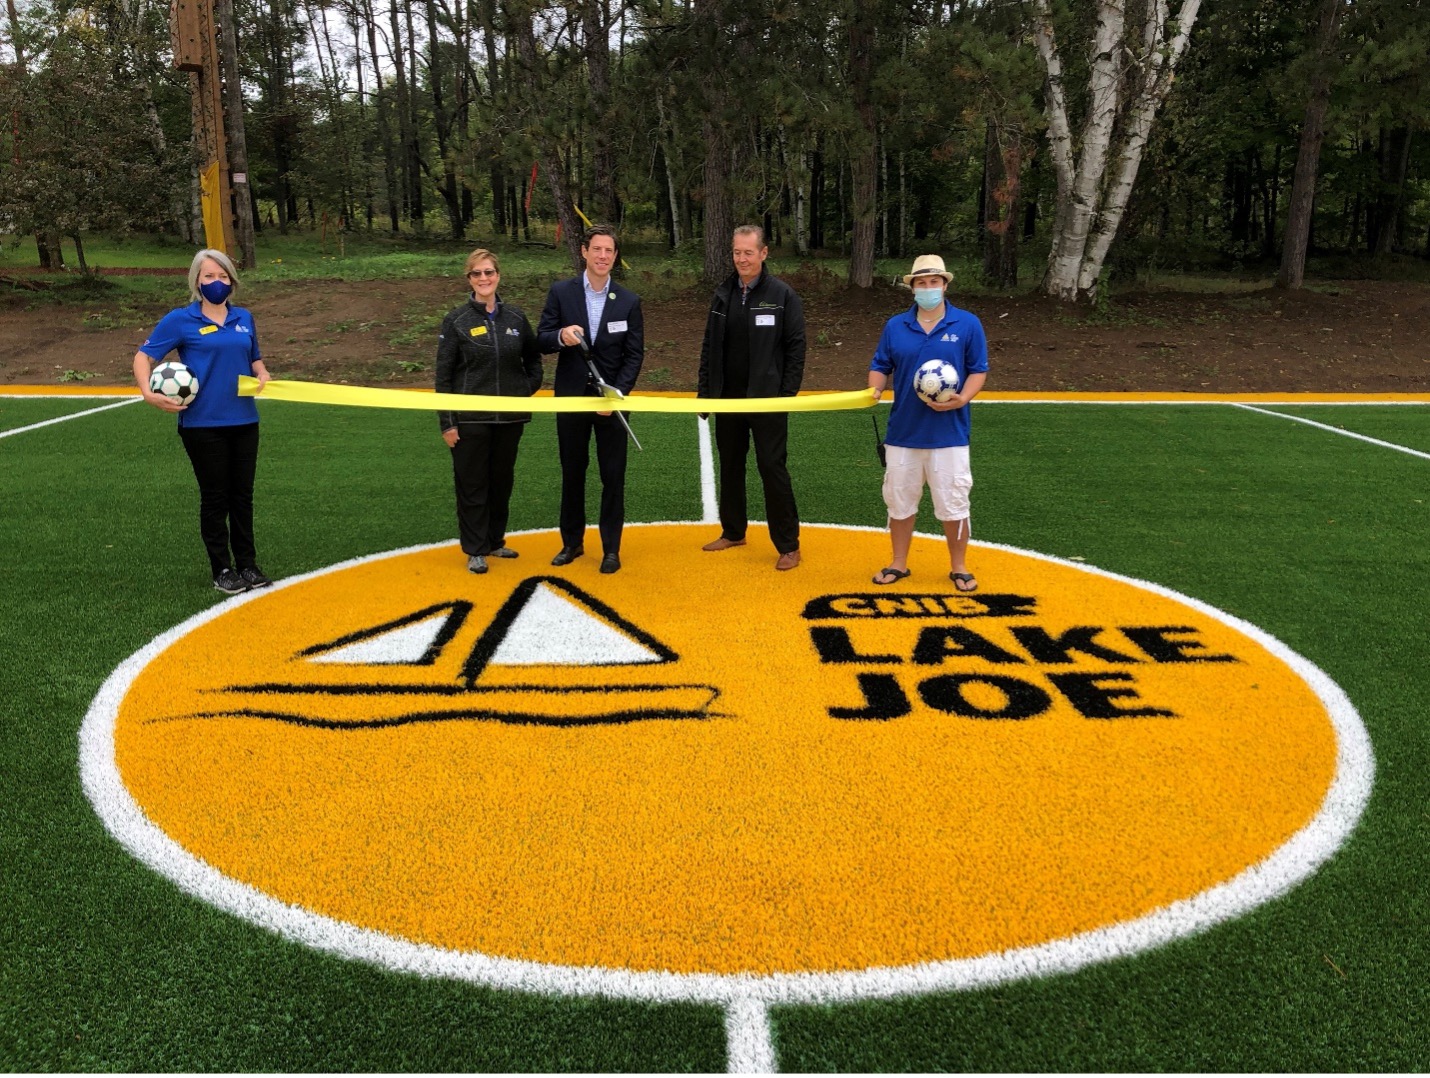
[436,249,543,573]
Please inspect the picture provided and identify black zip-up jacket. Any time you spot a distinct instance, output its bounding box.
[697,269,806,399]
[435,296,543,429]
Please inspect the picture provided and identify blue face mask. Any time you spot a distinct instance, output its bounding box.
[199,279,233,304]
[913,287,944,311]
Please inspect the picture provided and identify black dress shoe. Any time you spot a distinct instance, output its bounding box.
[551,546,584,566]
[599,553,621,574]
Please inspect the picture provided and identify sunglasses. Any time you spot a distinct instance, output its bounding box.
[466,269,499,278]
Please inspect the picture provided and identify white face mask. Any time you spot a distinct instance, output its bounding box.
[914,287,944,311]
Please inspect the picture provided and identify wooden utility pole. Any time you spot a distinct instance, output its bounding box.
[171,0,238,257]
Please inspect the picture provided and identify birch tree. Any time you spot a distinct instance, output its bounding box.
[1031,0,1203,302]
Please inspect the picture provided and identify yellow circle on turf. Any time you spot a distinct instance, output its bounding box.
[112,524,1338,975]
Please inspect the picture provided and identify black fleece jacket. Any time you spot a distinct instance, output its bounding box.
[434,296,543,429]
[697,269,806,399]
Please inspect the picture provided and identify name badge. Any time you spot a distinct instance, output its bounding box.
[469,325,488,337]
[755,314,776,327]
[199,324,219,335]
[607,320,628,333]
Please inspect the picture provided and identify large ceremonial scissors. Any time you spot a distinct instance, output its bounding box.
[576,335,643,451]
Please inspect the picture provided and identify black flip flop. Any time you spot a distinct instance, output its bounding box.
[950,572,978,593]
[873,567,911,586]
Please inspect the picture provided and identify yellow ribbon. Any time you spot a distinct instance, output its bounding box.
[238,377,876,414]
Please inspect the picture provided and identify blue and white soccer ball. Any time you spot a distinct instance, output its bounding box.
[149,361,199,404]
[913,359,960,405]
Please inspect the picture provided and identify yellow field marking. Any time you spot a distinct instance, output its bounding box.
[112,524,1338,977]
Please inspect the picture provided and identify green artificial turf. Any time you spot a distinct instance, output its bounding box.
[1254,404,1430,456]
[0,398,132,434]
[2,398,1428,1070]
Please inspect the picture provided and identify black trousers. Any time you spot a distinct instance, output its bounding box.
[450,422,524,555]
[714,412,800,554]
[556,411,628,554]
[178,422,260,577]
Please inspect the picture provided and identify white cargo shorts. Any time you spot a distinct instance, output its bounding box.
[882,444,973,522]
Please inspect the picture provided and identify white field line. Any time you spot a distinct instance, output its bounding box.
[0,397,141,440]
[697,416,719,524]
[0,392,136,399]
[724,997,776,1073]
[1232,403,1430,462]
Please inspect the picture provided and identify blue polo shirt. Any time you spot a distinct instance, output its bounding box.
[870,302,988,448]
[139,302,262,428]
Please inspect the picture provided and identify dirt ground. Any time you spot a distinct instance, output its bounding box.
[3,271,1429,393]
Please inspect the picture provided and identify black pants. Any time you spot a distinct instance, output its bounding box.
[178,422,260,577]
[556,411,628,554]
[450,422,525,555]
[714,412,800,554]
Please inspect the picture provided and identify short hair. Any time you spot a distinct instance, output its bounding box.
[732,224,766,248]
[464,248,501,275]
[188,248,239,302]
[581,224,619,255]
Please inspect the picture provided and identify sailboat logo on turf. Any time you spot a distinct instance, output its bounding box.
[195,576,720,728]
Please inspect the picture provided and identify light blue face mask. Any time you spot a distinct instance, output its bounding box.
[913,287,944,311]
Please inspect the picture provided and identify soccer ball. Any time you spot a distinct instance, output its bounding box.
[913,359,960,405]
[150,361,199,404]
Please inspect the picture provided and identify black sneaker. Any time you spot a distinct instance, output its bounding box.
[213,568,248,594]
[238,566,273,589]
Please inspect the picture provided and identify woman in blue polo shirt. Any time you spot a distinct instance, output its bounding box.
[132,249,273,595]
[867,254,988,592]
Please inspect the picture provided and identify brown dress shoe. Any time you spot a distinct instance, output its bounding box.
[775,549,801,571]
[702,536,747,552]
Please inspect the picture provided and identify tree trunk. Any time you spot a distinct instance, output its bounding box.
[583,0,619,224]
[1041,0,1125,299]
[1373,127,1412,258]
[695,0,733,286]
[701,117,733,284]
[982,123,1022,289]
[1278,0,1347,289]
[810,138,824,250]
[508,0,584,267]
[424,0,464,238]
[215,0,257,266]
[403,0,425,231]
[1035,0,1202,302]
[350,2,375,229]
[365,0,399,231]
[847,2,877,288]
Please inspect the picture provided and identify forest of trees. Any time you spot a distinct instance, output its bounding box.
[2,0,1429,300]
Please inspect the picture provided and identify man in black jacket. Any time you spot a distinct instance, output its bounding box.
[697,225,806,570]
[537,226,644,574]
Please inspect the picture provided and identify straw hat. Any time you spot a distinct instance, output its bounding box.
[902,254,953,287]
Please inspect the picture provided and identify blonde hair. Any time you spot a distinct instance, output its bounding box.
[464,248,501,275]
[188,248,240,302]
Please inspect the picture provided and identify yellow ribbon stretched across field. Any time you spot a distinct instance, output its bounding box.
[238,377,876,414]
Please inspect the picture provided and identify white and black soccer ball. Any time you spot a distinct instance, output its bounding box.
[150,361,199,404]
[913,359,960,405]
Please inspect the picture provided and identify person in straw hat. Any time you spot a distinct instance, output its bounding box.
[867,254,988,591]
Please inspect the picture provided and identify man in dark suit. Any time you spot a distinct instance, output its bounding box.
[537,226,644,574]
[697,225,806,570]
